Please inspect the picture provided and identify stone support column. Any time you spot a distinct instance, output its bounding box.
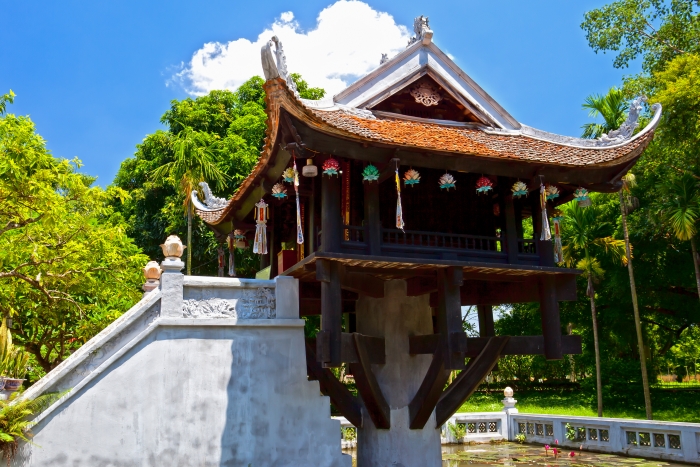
[355,280,442,467]
[160,235,185,318]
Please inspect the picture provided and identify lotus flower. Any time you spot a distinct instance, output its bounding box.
[569,451,575,458]
[544,444,550,456]
[552,448,558,459]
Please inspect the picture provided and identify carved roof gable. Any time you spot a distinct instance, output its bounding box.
[333,40,521,130]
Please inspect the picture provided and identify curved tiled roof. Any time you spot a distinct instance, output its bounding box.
[196,78,659,226]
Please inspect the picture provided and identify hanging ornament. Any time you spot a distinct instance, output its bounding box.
[574,187,592,207]
[512,181,528,198]
[253,199,269,255]
[233,229,247,249]
[362,164,380,182]
[545,184,560,201]
[302,158,318,177]
[282,167,295,183]
[394,160,405,231]
[322,157,340,177]
[540,184,552,241]
[439,173,456,190]
[476,176,493,194]
[403,168,421,186]
[226,232,236,277]
[271,183,288,199]
[551,212,564,263]
[294,159,304,245]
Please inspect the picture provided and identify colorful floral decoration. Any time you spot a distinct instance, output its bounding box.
[512,181,528,198]
[395,162,405,231]
[253,199,269,255]
[282,167,295,183]
[551,211,564,263]
[233,229,247,249]
[362,164,380,182]
[226,232,236,276]
[439,172,456,190]
[574,187,592,207]
[545,184,560,201]
[476,176,493,194]
[403,168,421,186]
[293,160,304,245]
[540,184,552,241]
[271,183,287,199]
[322,157,340,177]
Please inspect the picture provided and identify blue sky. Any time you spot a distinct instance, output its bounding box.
[1,1,638,186]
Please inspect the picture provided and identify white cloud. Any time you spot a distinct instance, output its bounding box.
[171,1,412,97]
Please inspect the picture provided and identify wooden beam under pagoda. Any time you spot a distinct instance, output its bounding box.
[437,267,466,370]
[408,334,582,357]
[349,333,390,429]
[435,336,510,427]
[317,259,343,367]
[305,341,363,428]
[539,275,563,360]
[408,345,450,430]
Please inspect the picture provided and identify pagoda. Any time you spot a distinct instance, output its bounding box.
[193,17,661,467]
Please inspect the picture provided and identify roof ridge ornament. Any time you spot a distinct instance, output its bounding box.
[191,182,227,212]
[407,15,433,47]
[261,36,299,98]
[380,53,389,65]
[596,96,646,146]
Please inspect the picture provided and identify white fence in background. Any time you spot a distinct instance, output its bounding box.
[333,411,700,463]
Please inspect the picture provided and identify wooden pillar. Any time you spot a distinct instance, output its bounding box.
[539,275,562,360]
[321,171,341,253]
[437,267,466,370]
[317,259,342,367]
[504,195,519,264]
[363,181,381,255]
[308,180,316,253]
[477,305,495,337]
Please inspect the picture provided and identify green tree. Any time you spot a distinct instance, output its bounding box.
[113,74,324,277]
[581,87,629,138]
[562,200,628,417]
[658,174,700,298]
[0,93,147,375]
[581,0,699,73]
[581,86,653,418]
[151,127,228,275]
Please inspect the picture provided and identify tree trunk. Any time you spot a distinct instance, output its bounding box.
[588,275,603,418]
[619,191,653,420]
[187,203,193,276]
[691,237,700,301]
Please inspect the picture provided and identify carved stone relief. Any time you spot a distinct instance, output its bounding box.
[181,287,276,319]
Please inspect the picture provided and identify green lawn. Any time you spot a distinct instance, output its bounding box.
[457,389,700,423]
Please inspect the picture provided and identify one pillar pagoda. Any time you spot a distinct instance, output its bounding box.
[193,17,661,467]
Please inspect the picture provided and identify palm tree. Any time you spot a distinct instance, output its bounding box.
[619,173,653,419]
[581,87,628,139]
[659,174,700,299]
[562,201,627,417]
[582,87,652,419]
[151,127,228,275]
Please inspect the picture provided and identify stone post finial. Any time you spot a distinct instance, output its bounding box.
[502,386,518,414]
[142,260,162,293]
[159,235,185,317]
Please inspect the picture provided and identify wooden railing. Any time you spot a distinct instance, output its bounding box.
[343,225,365,243]
[518,239,537,255]
[381,229,501,253]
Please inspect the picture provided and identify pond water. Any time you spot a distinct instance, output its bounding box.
[344,442,687,467]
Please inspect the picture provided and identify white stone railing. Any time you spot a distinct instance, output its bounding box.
[511,413,700,463]
[441,412,508,443]
[336,410,700,463]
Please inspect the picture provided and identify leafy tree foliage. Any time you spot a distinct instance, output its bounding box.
[113,75,324,277]
[581,0,700,73]
[0,94,147,375]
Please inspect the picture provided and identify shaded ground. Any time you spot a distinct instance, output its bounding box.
[457,390,700,423]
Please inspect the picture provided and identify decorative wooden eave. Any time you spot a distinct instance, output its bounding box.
[195,36,661,227]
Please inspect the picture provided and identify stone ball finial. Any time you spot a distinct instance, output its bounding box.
[504,386,514,398]
[143,261,162,280]
[160,235,186,259]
